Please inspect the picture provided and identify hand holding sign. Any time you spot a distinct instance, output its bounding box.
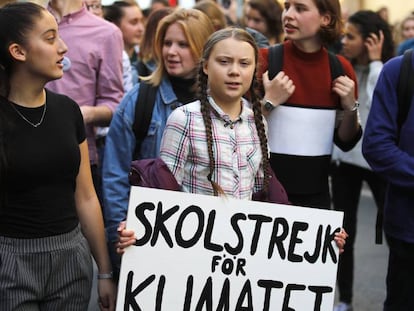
[116,187,344,311]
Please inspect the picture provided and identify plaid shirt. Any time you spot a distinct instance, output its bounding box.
[160,97,264,200]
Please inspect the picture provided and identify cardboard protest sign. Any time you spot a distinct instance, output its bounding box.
[117,186,343,311]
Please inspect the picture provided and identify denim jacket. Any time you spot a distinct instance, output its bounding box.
[102,77,183,244]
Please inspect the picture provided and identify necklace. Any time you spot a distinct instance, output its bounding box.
[10,101,47,128]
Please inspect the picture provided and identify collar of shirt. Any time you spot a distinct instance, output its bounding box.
[207,96,252,129]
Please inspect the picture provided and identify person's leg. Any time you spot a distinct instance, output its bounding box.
[287,191,331,210]
[0,237,42,311]
[383,235,414,311]
[331,162,363,305]
[42,226,93,311]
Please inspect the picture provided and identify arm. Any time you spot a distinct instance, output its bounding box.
[365,30,384,104]
[116,108,191,254]
[362,57,414,188]
[92,27,124,127]
[102,88,138,245]
[261,71,295,116]
[333,58,362,149]
[75,141,116,311]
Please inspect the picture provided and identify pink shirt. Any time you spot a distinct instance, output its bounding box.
[47,5,124,164]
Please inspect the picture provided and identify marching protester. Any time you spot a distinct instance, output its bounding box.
[0,3,115,310]
[116,27,347,255]
[331,10,395,311]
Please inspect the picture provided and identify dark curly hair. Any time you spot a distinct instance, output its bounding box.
[347,10,395,63]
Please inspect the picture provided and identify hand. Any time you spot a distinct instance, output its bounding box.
[262,70,295,108]
[334,228,348,254]
[332,75,356,111]
[116,221,136,254]
[365,30,384,62]
[98,278,116,311]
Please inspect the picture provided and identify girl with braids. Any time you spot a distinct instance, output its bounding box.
[159,27,282,200]
[0,2,115,310]
[116,27,347,254]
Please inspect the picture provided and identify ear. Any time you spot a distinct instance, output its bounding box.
[8,43,27,62]
[320,13,331,27]
[202,60,208,76]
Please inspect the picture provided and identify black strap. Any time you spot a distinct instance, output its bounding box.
[132,81,158,159]
[267,44,283,80]
[327,51,344,79]
[397,49,414,132]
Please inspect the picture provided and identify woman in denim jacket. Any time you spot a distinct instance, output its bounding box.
[102,8,215,281]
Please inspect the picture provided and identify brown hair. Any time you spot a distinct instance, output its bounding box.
[193,0,227,31]
[0,2,46,206]
[197,27,271,196]
[313,0,344,46]
[143,8,214,86]
[244,0,283,43]
[138,7,173,63]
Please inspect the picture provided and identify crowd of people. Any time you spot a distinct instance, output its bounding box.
[0,0,413,311]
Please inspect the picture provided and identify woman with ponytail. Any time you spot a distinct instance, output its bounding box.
[0,3,115,310]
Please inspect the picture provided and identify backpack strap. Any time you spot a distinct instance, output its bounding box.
[327,51,344,79]
[267,44,283,80]
[397,49,414,132]
[132,81,158,159]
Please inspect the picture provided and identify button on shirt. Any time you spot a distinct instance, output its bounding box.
[160,98,264,200]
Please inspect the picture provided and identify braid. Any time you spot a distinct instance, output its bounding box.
[250,75,271,195]
[197,64,224,196]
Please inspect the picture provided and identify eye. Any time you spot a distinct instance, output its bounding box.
[163,40,172,47]
[178,41,189,48]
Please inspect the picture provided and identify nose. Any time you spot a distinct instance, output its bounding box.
[283,6,293,20]
[167,43,178,55]
[245,18,254,29]
[228,63,240,76]
[58,37,68,55]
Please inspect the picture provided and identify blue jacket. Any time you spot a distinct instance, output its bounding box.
[362,53,414,243]
[102,77,184,243]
